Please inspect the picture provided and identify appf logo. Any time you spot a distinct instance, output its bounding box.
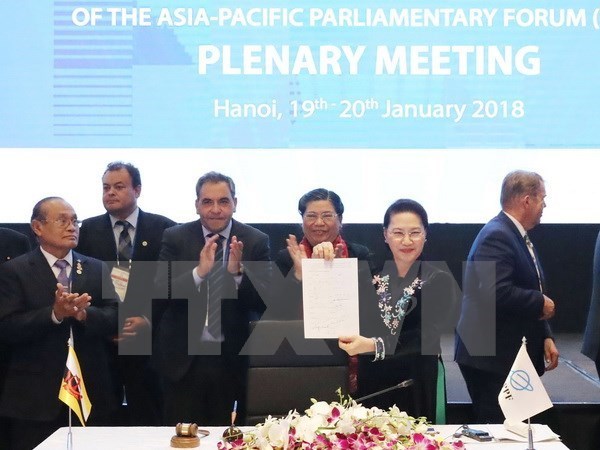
[509,369,534,392]
[498,340,553,423]
[499,369,535,404]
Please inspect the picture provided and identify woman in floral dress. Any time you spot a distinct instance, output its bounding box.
[339,199,459,423]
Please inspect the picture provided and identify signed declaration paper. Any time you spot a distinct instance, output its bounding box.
[302,258,360,338]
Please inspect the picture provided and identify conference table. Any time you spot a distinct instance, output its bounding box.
[35,425,568,450]
[34,424,570,449]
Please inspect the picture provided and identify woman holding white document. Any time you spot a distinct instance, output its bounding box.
[339,199,459,423]
[272,188,373,320]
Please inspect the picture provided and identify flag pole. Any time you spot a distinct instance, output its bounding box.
[67,407,73,450]
[522,336,535,450]
[526,417,534,450]
[66,327,74,450]
[523,336,534,450]
[60,324,91,447]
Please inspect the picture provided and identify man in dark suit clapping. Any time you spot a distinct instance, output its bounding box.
[455,170,559,423]
[0,197,119,450]
[155,171,270,425]
[77,161,176,425]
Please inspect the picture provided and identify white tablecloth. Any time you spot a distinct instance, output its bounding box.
[434,425,568,449]
[35,426,226,449]
[34,424,570,449]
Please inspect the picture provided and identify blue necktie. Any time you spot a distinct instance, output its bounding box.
[207,234,225,338]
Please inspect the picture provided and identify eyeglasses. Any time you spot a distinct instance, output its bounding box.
[388,230,424,241]
[41,218,81,228]
[303,212,338,223]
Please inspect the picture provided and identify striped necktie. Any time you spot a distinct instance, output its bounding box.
[207,234,225,338]
[524,234,543,292]
[116,220,133,263]
[55,259,71,293]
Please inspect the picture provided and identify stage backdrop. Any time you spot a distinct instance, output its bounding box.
[2,2,599,149]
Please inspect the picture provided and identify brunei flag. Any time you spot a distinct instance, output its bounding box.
[58,344,92,426]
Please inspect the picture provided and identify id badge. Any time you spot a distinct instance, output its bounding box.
[111,266,130,302]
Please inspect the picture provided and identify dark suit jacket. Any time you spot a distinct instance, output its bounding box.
[77,209,176,322]
[272,241,373,320]
[0,248,119,421]
[0,228,31,264]
[582,231,600,362]
[0,227,31,409]
[154,219,271,382]
[455,211,552,376]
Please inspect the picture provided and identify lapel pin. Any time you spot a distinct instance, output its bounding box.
[76,260,83,275]
[142,241,148,247]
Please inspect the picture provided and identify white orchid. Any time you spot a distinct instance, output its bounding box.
[218,391,464,450]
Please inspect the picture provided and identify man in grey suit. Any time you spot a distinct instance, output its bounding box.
[77,161,176,425]
[0,197,118,449]
[455,170,559,423]
[155,171,270,425]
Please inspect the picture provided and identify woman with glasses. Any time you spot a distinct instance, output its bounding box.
[339,199,459,423]
[273,188,373,320]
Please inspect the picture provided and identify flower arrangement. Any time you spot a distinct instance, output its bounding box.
[218,390,463,449]
[373,274,423,335]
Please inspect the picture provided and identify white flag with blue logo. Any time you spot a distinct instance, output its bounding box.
[498,339,553,424]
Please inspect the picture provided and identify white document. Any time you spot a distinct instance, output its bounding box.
[301,258,360,339]
[492,422,560,442]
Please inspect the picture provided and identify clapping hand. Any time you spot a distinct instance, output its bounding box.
[286,234,308,280]
[227,235,244,275]
[195,233,222,278]
[53,283,91,322]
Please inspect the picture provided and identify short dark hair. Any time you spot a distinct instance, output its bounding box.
[500,170,544,208]
[31,196,64,222]
[383,199,429,231]
[104,161,141,188]
[195,171,236,198]
[298,188,344,216]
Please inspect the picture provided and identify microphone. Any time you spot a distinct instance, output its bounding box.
[353,379,414,403]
